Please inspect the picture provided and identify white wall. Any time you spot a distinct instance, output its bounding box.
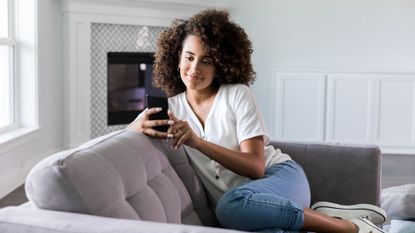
[229,0,415,129]
[0,0,63,199]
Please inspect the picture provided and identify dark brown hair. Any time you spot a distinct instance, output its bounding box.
[152,9,256,97]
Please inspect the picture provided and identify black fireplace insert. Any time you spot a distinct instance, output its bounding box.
[107,52,165,125]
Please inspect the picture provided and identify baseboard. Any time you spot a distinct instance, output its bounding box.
[0,147,62,199]
[0,170,26,200]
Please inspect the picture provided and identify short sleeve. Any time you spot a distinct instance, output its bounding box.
[233,85,268,144]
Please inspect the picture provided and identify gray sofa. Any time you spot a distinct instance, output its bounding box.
[0,129,382,232]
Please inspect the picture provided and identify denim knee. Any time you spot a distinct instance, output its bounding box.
[215,184,305,231]
[215,187,254,229]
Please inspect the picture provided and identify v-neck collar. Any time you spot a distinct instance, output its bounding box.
[182,85,223,133]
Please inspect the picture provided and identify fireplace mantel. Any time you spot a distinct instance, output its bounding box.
[62,0,231,148]
[62,0,231,13]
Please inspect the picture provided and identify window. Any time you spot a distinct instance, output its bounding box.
[0,0,15,131]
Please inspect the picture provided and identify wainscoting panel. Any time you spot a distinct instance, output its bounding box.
[377,77,415,146]
[273,71,415,154]
[274,73,326,141]
[326,74,373,142]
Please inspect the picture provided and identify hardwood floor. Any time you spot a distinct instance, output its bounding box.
[0,185,27,209]
[382,153,415,188]
[0,154,414,208]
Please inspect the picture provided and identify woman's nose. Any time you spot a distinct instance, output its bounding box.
[190,62,201,74]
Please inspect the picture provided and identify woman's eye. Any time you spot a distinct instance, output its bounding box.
[202,59,213,64]
[185,56,193,61]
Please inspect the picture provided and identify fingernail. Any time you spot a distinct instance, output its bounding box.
[155,107,162,112]
[174,146,179,150]
[167,134,174,138]
[167,120,175,125]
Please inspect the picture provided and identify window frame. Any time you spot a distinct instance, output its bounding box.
[0,0,16,133]
[0,0,38,150]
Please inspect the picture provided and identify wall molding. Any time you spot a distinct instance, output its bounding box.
[0,146,60,199]
[274,73,326,141]
[62,0,231,13]
[273,70,415,154]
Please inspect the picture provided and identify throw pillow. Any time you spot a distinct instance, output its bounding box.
[381,184,415,220]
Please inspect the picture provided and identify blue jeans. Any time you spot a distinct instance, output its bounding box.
[215,160,311,233]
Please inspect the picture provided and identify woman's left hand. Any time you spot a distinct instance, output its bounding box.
[167,110,202,150]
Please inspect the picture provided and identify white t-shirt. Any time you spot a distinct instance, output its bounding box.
[168,84,291,203]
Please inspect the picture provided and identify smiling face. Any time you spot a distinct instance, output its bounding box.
[178,35,216,93]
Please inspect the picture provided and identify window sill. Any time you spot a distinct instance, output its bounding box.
[0,127,40,155]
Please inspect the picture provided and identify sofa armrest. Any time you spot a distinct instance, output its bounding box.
[269,141,381,206]
[0,207,244,233]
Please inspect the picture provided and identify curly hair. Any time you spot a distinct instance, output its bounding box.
[152,9,256,97]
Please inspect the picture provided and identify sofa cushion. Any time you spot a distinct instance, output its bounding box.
[25,130,202,224]
[381,184,415,220]
[270,141,381,206]
[0,206,242,233]
[151,137,219,227]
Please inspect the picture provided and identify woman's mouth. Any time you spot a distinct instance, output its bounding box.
[189,75,200,81]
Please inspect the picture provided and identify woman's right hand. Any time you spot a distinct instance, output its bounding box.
[127,108,174,139]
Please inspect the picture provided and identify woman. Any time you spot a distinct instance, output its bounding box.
[128,9,386,233]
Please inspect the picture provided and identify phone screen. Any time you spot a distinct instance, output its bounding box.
[146,95,169,132]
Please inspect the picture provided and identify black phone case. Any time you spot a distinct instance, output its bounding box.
[146,95,169,132]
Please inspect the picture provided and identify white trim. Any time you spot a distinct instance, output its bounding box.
[273,67,415,76]
[0,124,16,134]
[0,127,40,155]
[326,74,373,143]
[412,81,415,144]
[0,0,16,135]
[272,69,415,154]
[0,167,27,200]
[0,0,39,150]
[62,0,230,13]
[8,0,15,40]
[381,147,415,155]
[273,72,326,141]
[376,77,415,145]
[0,145,60,199]
[15,0,38,128]
[0,38,16,45]
[9,40,15,128]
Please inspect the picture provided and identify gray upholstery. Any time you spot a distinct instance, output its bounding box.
[270,141,381,206]
[152,138,219,227]
[0,206,242,233]
[0,130,382,233]
[25,130,203,225]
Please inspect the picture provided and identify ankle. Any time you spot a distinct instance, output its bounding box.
[346,220,359,233]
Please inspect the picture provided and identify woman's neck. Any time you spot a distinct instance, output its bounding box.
[186,85,219,105]
[185,85,220,128]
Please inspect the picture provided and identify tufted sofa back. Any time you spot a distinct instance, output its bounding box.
[25,130,218,226]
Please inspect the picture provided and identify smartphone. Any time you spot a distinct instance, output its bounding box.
[146,94,169,132]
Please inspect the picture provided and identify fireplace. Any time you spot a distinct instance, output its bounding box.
[90,23,166,138]
[107,52,165,125]
[63,0,228,147]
